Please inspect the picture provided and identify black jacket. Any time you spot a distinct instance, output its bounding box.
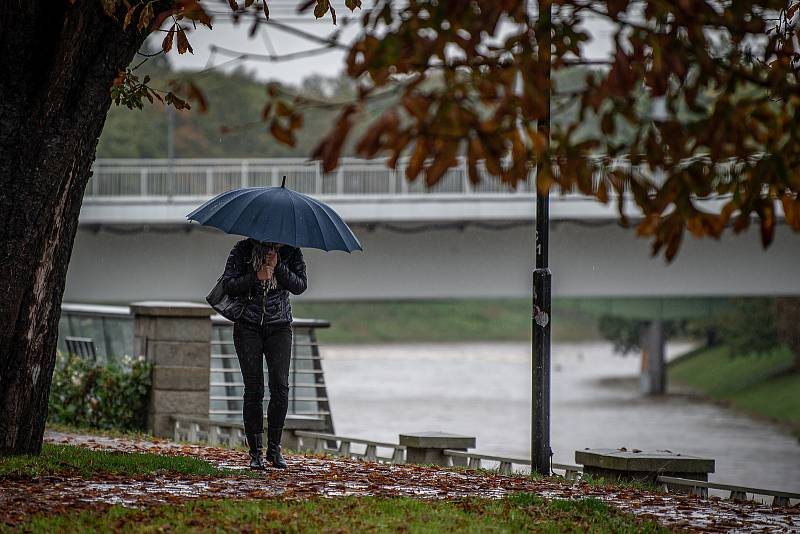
[221,238,307,326]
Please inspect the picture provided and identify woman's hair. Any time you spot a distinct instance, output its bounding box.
[250,240,271,272]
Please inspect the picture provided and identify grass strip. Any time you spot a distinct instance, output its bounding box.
[0,443,242,479]
[669,344,800,433]
[9,493,670,533]
[293,299,600,344]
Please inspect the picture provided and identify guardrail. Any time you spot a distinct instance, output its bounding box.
[656,476,799,507]
[294,431,407,464]
[174,416,248,447]
[87,157,535,198]
[442,450,581,479]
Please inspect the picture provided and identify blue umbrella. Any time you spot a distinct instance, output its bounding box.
[186,178,362,252]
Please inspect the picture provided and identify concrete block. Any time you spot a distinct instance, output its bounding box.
[134,316,157,339]
[575,449,714,474]
[576,449,714,485]
[278,415,327,431]
[399,432,476,449]
[131,301,215,318]
[152,366,209,391]
[149,389,209,416]
[400,432,476,466]
[152,317,212,343]
[148,341,210,367]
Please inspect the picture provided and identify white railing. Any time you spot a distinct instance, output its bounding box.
[87,157,540,198]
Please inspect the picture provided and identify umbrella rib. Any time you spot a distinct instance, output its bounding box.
[223,188,270,234]
[294,192,334,251]
[308,193,359,252]
[286,189,301,249]
[187,188,251,222]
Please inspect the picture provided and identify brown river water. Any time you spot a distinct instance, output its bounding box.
[320,341,800,496]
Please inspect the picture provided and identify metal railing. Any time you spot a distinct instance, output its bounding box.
[442,449,581,479]
[209,315,335,434]
[656,476,799,507]
[87,157,539,198]
[58,302,335,433]
[294,431,406,464]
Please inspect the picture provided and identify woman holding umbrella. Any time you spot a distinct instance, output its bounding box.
[188,177,362,470]
[221,238,307,469]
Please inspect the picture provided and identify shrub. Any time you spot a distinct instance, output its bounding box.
[48,351,152,431]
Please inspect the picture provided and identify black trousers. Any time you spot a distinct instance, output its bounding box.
[232,320,293,436]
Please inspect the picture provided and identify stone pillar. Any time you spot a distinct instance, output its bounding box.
[399,431,476,466]
[640,320,666,396]
[575,448,715,488]
[131,301,213,437]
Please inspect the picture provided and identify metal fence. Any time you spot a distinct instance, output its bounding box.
[58,303,335,433]
[209,317,335,434]
[87,157,536,198]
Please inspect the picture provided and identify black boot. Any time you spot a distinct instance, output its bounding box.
[246,432,265,470]
[265,427,287,469]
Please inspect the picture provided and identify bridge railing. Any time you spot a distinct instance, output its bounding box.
[87,157,544,198]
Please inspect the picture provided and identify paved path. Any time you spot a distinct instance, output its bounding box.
[0,432,796,532]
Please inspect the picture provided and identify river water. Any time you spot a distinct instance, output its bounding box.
[319,341,800,494]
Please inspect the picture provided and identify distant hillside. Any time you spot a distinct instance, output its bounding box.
[96,61,612,160]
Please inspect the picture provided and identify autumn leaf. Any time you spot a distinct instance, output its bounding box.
[314,0,329,19]
[162,25,175,54]
[186,82,208,113]
[176,27,193,54]
[270,120,295,147]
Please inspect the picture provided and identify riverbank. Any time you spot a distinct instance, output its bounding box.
[292,299,600,344]
[668,344,800,437]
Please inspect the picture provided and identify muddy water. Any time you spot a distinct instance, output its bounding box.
[320,341,800,494]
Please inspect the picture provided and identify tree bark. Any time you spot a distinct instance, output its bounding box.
[0,2,148,454]
[775,297,800,371]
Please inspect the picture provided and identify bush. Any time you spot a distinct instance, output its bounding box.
[712,298,780,357]
[48,351,152,431]
[597,316,685,355]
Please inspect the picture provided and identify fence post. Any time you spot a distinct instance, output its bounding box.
[460,156,470,194]
[131,301,213,438]
[206,168,213,196]
[241,160,249,188]
[140,168,148,197]
[336,167,344,195]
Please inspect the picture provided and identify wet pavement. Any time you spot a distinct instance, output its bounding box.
[0,432,795,532]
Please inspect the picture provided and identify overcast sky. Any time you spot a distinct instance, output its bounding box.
[160,4,618,87]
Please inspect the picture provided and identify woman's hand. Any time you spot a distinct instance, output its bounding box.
[256,261,274,281]
[266,249,279,268]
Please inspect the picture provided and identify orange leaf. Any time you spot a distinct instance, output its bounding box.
[270,120,295,147]
[176,27,193,54]
[406,139,428,182]
[162,26,175,53]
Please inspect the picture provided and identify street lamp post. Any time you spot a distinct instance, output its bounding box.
[532,0,552,477]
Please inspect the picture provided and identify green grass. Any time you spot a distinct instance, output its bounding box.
[45,422,155,441]
[669,344,800,432]
[0,443,243,479]
[8,493,670,533]
[293,298,600,344]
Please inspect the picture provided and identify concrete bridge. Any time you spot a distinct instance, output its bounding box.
[65,157,799,305]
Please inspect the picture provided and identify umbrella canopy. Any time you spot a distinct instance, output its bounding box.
[186,181,362,252]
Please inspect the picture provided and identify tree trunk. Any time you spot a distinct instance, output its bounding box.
[775,297,800,371]
[0,2,148,454]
